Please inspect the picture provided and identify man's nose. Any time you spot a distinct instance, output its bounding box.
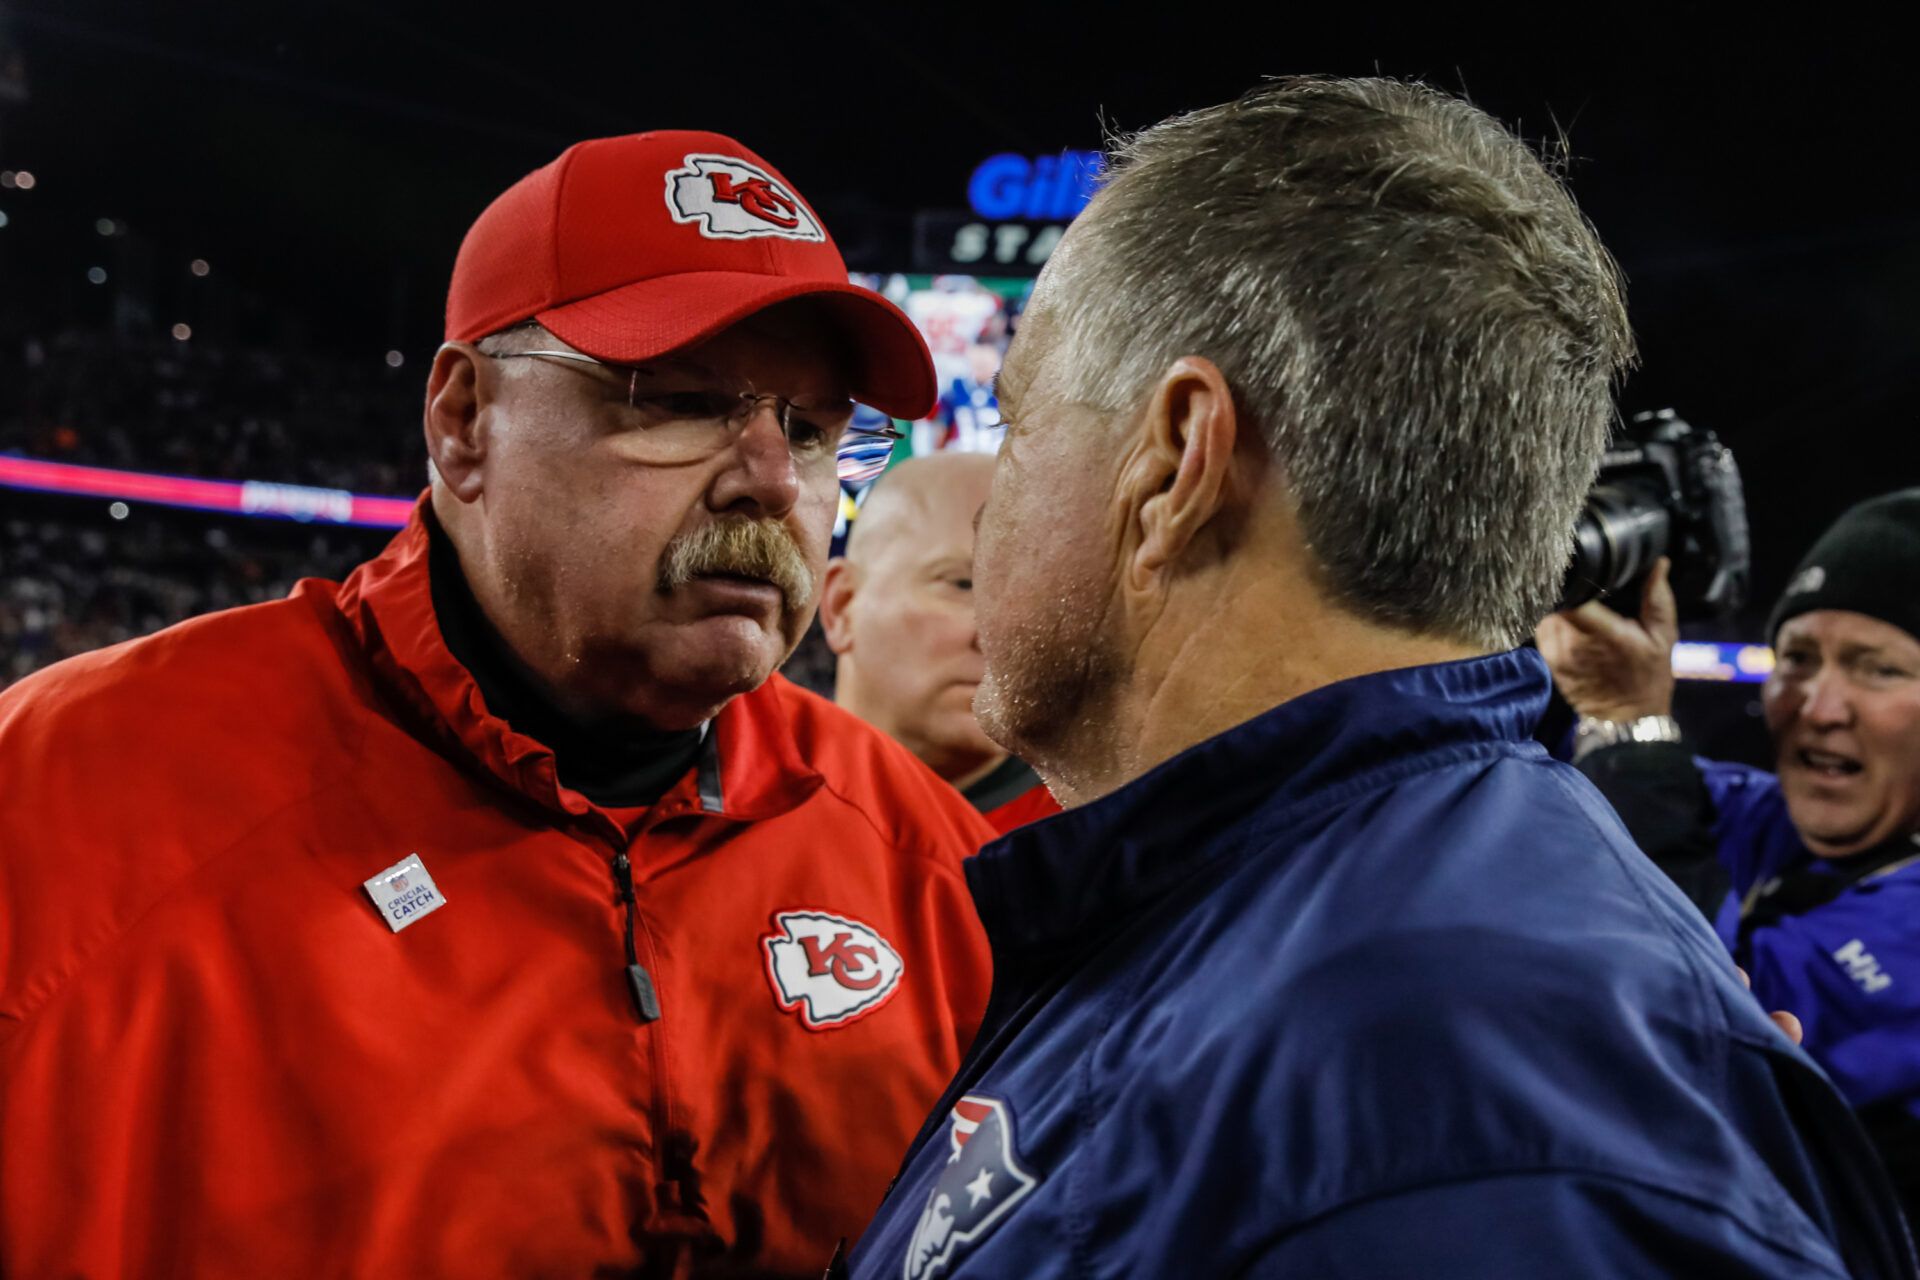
[1799,668,1855,730]
[709,403,801,517]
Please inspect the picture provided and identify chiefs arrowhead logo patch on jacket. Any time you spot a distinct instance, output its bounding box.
[664,154,826,242]
[763,909,904,1030]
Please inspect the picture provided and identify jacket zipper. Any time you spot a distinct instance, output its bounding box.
[609,834,708,1238]
[612,850,662,1022]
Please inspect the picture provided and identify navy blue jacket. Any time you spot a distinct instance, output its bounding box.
[851,651,1914,1279]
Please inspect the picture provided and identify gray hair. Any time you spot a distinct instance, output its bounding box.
[473,320,547,358]
[1043,76,1635,648]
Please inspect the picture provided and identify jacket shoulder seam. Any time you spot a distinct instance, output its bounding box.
[1243,740,1535,842]
[1539,759,1731,1093]
[809,772,980,883]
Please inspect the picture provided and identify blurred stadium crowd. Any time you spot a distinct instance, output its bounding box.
[0,332,421,683]
[1,492,379,685]
[1,330,425,490]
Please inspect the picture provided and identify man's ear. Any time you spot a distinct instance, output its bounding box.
[425,343,489,503]
[818,558,859,656]
[1122,356,1239,589]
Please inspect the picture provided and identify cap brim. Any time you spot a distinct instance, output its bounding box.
[535,272,937,420]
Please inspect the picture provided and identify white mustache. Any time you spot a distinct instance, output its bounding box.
[657,518,813,607]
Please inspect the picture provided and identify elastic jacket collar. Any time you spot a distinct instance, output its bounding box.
[965,649,1553,956]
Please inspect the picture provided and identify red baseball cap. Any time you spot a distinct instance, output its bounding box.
[445,130,936,419]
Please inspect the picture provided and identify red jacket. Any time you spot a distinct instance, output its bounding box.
[983,783,1063,834]
[0,509,994,1279]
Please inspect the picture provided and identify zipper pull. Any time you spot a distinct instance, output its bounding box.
[626,963,661,1023]
[611,851,660,1023]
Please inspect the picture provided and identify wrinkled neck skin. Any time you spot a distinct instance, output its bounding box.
[432,487,601,725]
[947,749,1010,794]
[903,723,1004,790]
[1035,551,1484,810]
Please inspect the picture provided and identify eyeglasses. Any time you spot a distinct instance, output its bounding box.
[488,349,904,484]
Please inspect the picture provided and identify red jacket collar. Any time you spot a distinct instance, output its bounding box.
[334,498,823,827]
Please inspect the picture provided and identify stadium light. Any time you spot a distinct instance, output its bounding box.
[87,267,107,285]
[384,350,404,368]
[171,323,192,341]
[96,218,116,236]
[190,259,210,277]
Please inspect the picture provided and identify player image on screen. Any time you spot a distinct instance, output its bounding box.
[849,274,1022,465]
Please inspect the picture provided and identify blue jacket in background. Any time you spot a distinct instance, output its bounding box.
[850,650,1913,1279]
[1704,762,1920,1121]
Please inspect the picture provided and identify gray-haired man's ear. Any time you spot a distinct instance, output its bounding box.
[1127,356,1240,590]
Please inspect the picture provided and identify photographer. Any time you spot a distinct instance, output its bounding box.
[1539,488,1920,1225]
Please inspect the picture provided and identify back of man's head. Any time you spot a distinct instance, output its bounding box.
[1041,77,1635,649]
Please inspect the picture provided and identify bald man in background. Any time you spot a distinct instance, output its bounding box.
[820,455,1059,832]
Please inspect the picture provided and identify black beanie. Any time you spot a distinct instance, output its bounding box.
[1768,488,1920,644]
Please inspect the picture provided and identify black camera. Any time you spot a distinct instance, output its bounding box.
[1558,409,1751,620]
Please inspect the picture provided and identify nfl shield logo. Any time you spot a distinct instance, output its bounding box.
[903,1094,1039,1280]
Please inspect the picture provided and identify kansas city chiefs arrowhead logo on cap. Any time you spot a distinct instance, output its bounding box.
[665,153,826,242]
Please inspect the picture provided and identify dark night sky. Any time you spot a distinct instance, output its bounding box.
[1,1,1915,632]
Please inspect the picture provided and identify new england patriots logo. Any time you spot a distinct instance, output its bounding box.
[904,1094,1039,1280]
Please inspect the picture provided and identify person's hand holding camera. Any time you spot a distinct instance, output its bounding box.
[1536,556,1679,722]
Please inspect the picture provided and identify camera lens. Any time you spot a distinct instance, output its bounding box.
[1560,483,1671,610]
